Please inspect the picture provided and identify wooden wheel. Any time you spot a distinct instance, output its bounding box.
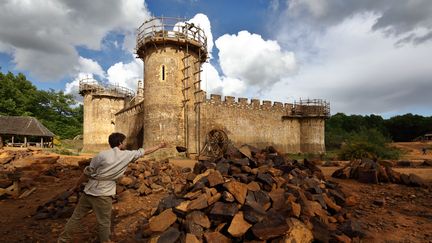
[202,129,228,159]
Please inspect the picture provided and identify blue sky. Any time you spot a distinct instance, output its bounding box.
[1,0,432,117]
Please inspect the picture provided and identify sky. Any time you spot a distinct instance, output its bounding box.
[1,0,432,117]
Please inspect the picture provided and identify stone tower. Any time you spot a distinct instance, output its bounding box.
[136,17,208,156]
[79,78,134,151]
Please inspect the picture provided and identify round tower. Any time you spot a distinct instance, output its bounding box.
[295,99,330,153]
[79,78,134,152]
[136,17,208,156]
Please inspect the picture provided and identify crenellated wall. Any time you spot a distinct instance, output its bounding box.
[114,101,145,150]
[200,94,303,153]
[112,92,326,154]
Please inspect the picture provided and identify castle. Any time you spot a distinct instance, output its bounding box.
[79,17,330,156]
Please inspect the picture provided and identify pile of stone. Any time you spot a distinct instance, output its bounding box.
[117,159,189,196]
[0,149,64,199]
[332,158,429,187]
[137,145,361,242]
[34,187,83,219]
[34,159,189,219]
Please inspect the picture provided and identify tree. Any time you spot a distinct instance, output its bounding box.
[0,71,83,139]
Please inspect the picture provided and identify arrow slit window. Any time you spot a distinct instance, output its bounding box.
[160,65,166,81]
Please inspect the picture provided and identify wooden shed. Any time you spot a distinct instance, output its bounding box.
[0,116,55,148]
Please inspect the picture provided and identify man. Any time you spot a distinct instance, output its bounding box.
[58,132,166,243]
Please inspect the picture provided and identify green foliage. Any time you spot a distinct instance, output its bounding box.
[385,113,432,141]
[0,71,82,139]
[338,128,401,160]
[326,112,432,150]
[49,147,79,156]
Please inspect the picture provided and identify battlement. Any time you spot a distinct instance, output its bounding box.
[205,94,293,113]
[136,17,208,61]
[205,94,330,117]
[79,78,135,98]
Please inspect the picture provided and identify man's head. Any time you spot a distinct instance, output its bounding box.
[108,133,126,149]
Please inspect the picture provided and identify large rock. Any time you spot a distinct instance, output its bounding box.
[357,169,378,184]
[210,202,239,217]
[157,227,180,243]
[282,218,313,243]
[186,211,211,229]
[149,209,177,233]
[409,173,427,187]
[185,233,202,243]
[251,213,290,240]
[223,181,248,204]
[204,231,231,243]
[227,211,252,237]
[290,201,301,218]
[187,194,209,211]
[207,170,225,187]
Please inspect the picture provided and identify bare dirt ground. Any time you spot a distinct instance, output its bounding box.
[0,144,431,242]
[393,141,432,161]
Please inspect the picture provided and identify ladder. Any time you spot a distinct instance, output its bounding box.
[194,48,204,153]
[181,44,191,150]
[181,23,205,154]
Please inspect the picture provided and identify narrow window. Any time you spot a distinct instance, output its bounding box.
[161,65,166,81]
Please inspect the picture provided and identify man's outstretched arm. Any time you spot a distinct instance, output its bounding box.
[143,142,167,155]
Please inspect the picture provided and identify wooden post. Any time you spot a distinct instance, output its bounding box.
[12,136,14,147]
[41,137,44,148]
[0,135,3,149]
[24,136,27,147]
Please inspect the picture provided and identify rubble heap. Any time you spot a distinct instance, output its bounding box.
[332,159,429,188]
[0,149,64,199]
[34,159,189,219]
[138,145,361,242]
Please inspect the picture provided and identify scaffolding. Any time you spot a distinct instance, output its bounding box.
[136,17,207,62]
[291,99,330,118]
[78,78,135,98]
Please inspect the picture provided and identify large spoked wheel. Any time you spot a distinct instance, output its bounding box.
[202,129,228,159]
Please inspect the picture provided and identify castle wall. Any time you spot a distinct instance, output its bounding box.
[115,101,144,150]
[82,94,125,152]
[200,95,302,154]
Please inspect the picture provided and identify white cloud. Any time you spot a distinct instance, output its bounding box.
[0,0,151,81]
[215,31,297,89]
[201,62,246,97]
[265,13,432,115]
[77,57,105,78]
[188,13,214,56]
[106,59,143,91]
[285,0,432,44]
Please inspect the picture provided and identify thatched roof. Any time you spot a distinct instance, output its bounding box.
[0,116,55,137]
